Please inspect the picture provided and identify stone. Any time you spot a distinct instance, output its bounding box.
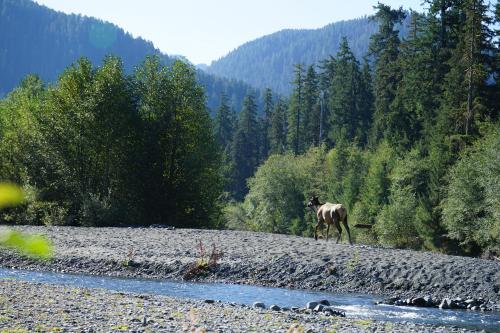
[439,298,452,309]
[465,299,477,305]
[394,299,406,306]
[269,304,281,311]
[423,296,435,307]
[313,304,325,312]
[252,302,265,309]
[204,299,215,304]
[318,299,330,306]
[411,297,427,307]
[381,296,399,305]
[323,307,346,317]
[306,301,318,310]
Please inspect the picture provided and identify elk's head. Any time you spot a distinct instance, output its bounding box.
[307,195,321,208]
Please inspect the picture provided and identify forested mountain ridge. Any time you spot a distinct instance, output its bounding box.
[206,17,409,95]
[0,0,255,111]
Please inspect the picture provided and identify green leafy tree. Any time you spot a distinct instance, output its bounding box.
[135,57,223,227]
[243,147,328,235]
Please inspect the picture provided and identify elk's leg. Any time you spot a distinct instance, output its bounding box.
[343,216,352,245]
[326,223,330,241]
[332,213,342,243]
[314,222,320,241]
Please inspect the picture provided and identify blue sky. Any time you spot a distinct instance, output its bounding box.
[34,0,425,65]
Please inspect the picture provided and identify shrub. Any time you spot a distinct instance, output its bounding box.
[441,125,500,254]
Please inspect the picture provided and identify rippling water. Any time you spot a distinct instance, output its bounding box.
[1,268,499,332]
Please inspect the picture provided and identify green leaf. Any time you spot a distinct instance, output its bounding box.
[0,183,24,209]
[0,229,53,259]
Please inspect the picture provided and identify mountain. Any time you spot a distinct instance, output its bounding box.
[205,17,409,95]
[0,0,255,111]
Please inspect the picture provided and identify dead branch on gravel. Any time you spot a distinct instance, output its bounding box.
[183,240,224,280]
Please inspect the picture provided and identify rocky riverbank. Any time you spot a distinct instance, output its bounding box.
[1,226,498,306]
[0,279,482,332]
[0,225,499,332]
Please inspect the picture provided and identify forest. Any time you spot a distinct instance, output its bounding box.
[0,1,498,257]
[0,0,255,112]
[215,1,499,256]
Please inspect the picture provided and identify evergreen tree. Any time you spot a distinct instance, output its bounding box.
[441,0,494,137]
[328,37,364,145]
[260,88,274,161]
[230,94,260,200]
[302,65,320,147]
[368,4,406,146]
[269,97,287,155]
[287,64,305,155]
[214,93,235,152]
[358,60,374,145]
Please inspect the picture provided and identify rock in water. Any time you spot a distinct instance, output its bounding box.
[411,297,427,307]
[253,302,265,309]
[313,304,325,312]
[269,304,281,311]
[423,296,435,307]
[439,298,452,309]
[323,307,346,317]
[306,301,318,310]
[318,299,330,306]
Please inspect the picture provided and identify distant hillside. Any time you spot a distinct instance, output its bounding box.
[0,0,254,111]
[206,17,408,95]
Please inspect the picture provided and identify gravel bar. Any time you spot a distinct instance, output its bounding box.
[0,226,499,332]
[0,279,479,332]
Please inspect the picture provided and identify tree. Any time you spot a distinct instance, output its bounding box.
[269,97,287,155]
[328,37,364,145]
[302,65,320,147]
[243,147,328,235]
[260,88,274,161]
[441,125,500,254]
[230,93,260,200]
[287,64,305,155]
[441,0,494,137]
[214,92,236,152]
[135,57,223,227]
[368,3,406,146]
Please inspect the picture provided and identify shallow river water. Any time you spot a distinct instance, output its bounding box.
[0,268,498,332]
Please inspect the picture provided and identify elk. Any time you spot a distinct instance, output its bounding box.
[307,196,352,244]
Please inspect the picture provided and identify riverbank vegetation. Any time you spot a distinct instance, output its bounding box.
[221,1,499,256]
[0,1,498,256]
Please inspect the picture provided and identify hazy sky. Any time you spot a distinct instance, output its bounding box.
[34,0,425,65]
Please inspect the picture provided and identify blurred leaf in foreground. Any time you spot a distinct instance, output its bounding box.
[0,229,53,259]
[0,183,53,259]
[0,183,24,208]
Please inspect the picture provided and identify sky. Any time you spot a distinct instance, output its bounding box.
[34,0,426,65]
